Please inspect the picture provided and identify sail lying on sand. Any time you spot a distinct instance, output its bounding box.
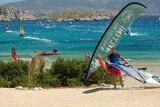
[87,2,147,79]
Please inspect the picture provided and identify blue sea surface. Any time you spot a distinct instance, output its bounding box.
[0,16,160,61]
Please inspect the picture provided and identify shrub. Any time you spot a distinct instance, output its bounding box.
[0,58,113,88]
[50,57,88,86]
[0,61,28,87]
[0,77,11,87]
[66,78,83,87]
[50,57,112,87]
[33,71,60,88]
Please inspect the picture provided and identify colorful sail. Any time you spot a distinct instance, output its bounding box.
[111,62,160,85]
[19,24,25,37]
[98,56,160,85]
[87,2,147,78]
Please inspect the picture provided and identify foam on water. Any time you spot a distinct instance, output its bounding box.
[24,36,52,43]
[80,38,96,41]
[5,30,19,34]
[130,32,147,36]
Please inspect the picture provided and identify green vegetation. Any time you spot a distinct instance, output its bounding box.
[49,9,117,21]
[50,10,92,20]
[0,57,112,88]
[0,61,28,87]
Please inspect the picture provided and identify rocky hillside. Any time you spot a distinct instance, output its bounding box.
[50,9,117,21]
[0,6,36,20]
[0,5,117,21]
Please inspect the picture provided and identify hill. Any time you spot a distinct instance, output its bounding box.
[0,6,36,20]
[5,0,160,15]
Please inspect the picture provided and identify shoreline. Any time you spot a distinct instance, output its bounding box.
[0,15,159,22]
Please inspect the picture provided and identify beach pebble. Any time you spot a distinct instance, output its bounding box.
[15,86,24,90]
[99,83,110,87]
[34,87,43,91]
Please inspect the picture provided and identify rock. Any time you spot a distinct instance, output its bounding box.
[34,87,39,91]
[99,83,110,87]
[34,87,43,91]
[15,86,24,90]
[38,87,43,90]
[0,6,36,20]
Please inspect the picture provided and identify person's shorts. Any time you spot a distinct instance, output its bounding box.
[105,63,121,76]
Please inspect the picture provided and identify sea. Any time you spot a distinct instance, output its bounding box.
[0,15,160,62]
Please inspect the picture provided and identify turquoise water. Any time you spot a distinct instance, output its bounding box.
[0,16,160,61]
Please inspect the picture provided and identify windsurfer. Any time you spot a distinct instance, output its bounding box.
[107,47,128,88]
[19,24,25,37]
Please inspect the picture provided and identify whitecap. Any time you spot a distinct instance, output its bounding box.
[80,38,95,41]
[24,36,52,43]
[125,32,147,37]
[130,32,146,36]
[6,30,19,34]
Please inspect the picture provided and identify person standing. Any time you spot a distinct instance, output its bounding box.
[11,48,17,61]
[107,48,128,88]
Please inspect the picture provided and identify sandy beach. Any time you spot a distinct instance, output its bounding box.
[0,86,160,107]
[1,66,160,107]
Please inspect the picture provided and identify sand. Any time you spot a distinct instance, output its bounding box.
[0,86,160,107]
[0,63,160,107]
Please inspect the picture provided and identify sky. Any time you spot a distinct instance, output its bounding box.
[0,0,23,5]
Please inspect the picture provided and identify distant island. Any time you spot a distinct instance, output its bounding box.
[49,9,117,21]
[0,6,117,21]
[0,0,159,21]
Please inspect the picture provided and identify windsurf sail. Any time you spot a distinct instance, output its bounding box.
[97,56,160,85]
[19,24,25,37]
[87,2,147,79]
[110,63,146,83]
[111,63,160,85]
